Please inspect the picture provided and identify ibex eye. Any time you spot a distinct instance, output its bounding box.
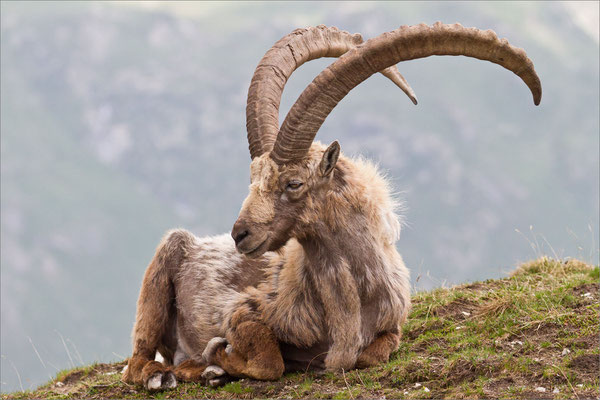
[286,181,303,190]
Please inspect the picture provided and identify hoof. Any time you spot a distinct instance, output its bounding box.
[146,372,163,391]
[163,371,177,389]
[202,365,226,380]
[144,370,177,391]
[202,337,228,364]
[208,374,231,387]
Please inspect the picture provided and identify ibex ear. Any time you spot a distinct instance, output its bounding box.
[319,141,340,177]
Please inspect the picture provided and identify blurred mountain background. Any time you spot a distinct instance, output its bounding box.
[1,1,598,392]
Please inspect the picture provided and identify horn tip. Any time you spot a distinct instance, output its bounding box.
[532,85,542,106]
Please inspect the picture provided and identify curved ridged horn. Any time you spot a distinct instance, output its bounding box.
[271,22,542,164]
[246,25,418,159]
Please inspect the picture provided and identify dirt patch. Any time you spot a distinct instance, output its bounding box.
[500,323,565,365]
[442,357,501,387]
[483,376,518,397]
[404,320,445,340]
[86,384,143,400]
[432,298,478,320]
[402,359,436,383]
[60,370,85,385]
[48,362,125,398]
[229,377,301,399]
[519,389,555,399]
[569,334,599,350]
[510,322,561,343]
[463,282,487,291]
[569,354,600,374]
[59,362,125,385]
[412,337,448,353]
[463,279,504,292]
[572,282,599,308]
[571,282,598,297]
[482,375,559,399]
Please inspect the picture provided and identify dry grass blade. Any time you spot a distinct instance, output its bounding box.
[341,368,355,400]
[552,364,580,400]
[475,297,513,318]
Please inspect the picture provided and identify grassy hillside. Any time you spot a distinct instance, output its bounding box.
[3,258,598,399]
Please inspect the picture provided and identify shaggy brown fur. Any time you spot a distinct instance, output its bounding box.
[123,142,411,389]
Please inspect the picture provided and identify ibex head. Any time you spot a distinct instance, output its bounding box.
[232,141,340,257]
[232,23,542,257]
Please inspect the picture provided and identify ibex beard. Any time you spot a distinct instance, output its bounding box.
[122,23,541,390]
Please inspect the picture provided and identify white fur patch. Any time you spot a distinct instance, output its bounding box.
[147,373,162,390]
[380,207,401,244]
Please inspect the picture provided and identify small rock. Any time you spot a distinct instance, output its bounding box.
[461,311,471,317]
[56,382,65,387]
[561,348,571,356]
[414,383,422,388]
[576,384,583,388]
[455,326,464,330]
[423,387,430,393]
[553,388,560,394]
[582,292,592,298]
[121,365,128,374]
[535,387,546,392]
[105,371,117,376]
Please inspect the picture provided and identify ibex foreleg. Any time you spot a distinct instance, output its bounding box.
[204,305,284,381]
[355,331,401,369]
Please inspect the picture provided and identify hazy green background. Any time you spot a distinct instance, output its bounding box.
[1,1,598,392]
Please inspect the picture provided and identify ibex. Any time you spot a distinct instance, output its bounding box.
[122,23,541,390]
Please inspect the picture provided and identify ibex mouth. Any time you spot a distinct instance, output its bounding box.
[240,237,269,258]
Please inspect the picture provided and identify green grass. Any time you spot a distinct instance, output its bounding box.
[3,257,598,399]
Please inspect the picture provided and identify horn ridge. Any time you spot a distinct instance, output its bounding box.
[270,22,542,164]
[246,25,417,159]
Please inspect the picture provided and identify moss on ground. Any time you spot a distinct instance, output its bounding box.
[3,257,598,399]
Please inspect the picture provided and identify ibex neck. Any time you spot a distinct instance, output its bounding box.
[297,218,379,274]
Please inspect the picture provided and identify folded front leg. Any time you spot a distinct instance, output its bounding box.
[203,320,284,381]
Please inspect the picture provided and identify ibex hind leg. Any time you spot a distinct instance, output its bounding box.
[123,230,194,390]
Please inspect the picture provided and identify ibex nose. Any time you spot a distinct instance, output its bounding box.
[232,220,250,247]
